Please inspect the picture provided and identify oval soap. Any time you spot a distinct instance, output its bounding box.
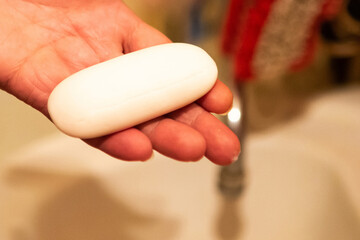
[48,43,218,139]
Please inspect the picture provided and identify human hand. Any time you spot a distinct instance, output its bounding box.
[0,0,240,165]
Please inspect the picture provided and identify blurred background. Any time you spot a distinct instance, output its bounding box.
[1,0,360,239]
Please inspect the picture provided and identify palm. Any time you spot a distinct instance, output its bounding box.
[0,0,240,165]
[1,0,133,114]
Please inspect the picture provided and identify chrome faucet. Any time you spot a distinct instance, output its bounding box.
[218,82,246,199]
[216,82,246,240]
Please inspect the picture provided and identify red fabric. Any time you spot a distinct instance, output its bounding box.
[233,0,276,81]
[322,0,344,18]
[221,0,278,81]
[291,0,344,71]
[221,0,344,82]
[221,0,245,55]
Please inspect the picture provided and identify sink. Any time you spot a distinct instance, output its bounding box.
[1,87,360,240]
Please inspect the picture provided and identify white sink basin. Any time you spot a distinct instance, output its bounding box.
[1,87,360,240]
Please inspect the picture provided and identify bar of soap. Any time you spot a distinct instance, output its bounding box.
[48,43,218,139]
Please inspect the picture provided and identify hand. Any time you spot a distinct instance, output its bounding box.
[0,0,240,165]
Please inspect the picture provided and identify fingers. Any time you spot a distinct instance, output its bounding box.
[197,79,233,114]
[84,128,153,161]
[111,8,240,164]
[138,118,206,162]
[168,104,241,165]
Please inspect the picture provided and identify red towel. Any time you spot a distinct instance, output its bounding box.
[221,0,343,82]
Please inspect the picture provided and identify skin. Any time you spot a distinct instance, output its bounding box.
[0,0,240,165]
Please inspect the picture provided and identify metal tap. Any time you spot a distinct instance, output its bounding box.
[218,82,246,199]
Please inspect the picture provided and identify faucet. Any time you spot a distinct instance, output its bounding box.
[216,82,246,240]
[218,82,246,199]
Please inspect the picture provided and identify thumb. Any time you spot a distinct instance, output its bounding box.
[124,20,172,53]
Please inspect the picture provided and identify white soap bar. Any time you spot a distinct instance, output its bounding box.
[48,43,218,139]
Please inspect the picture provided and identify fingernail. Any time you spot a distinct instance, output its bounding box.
[232,151,241,162]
